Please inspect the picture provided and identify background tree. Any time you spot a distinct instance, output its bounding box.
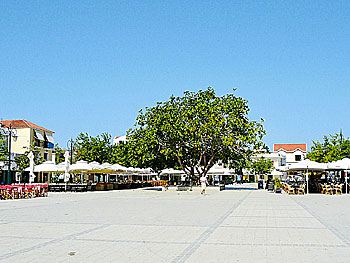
[54,144,66,164]
[117,128,178,174]
[307,132,350,162]
[128,87,266,179]
[248,157,274,176]
[74,132,116,163]
[15,144,45,176]
[112,141,132,167]
[0,132,8,161]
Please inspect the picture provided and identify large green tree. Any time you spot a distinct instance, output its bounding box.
[307,132,350,163]
[248,157,274,176]
[74,132,116,163]
[128,87,266,179]
[118,128,178,174]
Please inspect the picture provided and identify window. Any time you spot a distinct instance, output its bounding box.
[295,155,301,161]
[44,152,48,161]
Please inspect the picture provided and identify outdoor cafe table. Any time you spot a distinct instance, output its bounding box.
[48,183,91,192]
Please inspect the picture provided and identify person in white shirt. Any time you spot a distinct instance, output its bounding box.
[200,175,208,195]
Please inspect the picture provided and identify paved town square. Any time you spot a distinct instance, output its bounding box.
[1,185,350,263]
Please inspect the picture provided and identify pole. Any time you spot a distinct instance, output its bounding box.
[7,124,12,185]
[306,168,309,194]
[345,170,348,194]
[70,138,73,165]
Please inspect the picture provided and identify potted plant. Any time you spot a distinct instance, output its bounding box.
[274,178,282,193]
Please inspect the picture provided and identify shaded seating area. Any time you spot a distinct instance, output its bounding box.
[282,180,305,195]
[317,182,344,195]
[281,158,349,195]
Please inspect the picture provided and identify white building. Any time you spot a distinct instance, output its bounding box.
[256,144,307,179]
[273,144,307,165]
[113,135,127,145]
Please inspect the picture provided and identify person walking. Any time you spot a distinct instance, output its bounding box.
[200,175,208,195]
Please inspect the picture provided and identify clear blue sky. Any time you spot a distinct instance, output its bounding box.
[1,1,349,150]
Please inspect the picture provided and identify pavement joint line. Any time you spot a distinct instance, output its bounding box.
[0,235,53,240]
[232,208,305,211]
[203,242,348,248]
[71,238,347,248]
[3,220,212,228]
[230,215,313,218]
[171,191,252,263]
[74,238,192,245]
[218,225,326,230]
[0,224,110,261]
[290,196,350,246]
[2,235,345,249]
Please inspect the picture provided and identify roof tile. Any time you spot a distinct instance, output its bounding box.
[0,120,54,133]
[274,144,307,152]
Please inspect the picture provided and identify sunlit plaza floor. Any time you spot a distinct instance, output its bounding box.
[1,184,350,262]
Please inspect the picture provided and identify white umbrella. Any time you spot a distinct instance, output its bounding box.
[69,160,92,172]
[287,159,327,194]
[69,160,92,184]
[28,151,35,183]
[89,161,103,172]
[207,167,232,175]
[126,167,137,173]
[33,161,59,172]
[327,158,350,194]
[161,168,184,175]
[161,168,184,183]
[111,163,128,172]
[327,158,350,170]
[139,168,153,174]
[100,162,114,173]
[64,151,70,183]
[133,167,144,173]
[287,159,327,171]
[56,162,66,172]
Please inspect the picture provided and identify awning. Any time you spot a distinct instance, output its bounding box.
[45,132,55,144]
[34,130,45,141]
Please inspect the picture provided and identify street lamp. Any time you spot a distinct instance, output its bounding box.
[67,138,74,165]
[0,123,17,185]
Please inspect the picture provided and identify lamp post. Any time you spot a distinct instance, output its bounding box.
[67,138,74,165]
[0,123,17,185]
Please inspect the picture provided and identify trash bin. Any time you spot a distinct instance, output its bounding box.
[275,187,282,193]
[258,180,264,189]
[267,182,274,191]
[219,184,225,191]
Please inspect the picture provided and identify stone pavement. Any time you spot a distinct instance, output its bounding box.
[1,184,350,262]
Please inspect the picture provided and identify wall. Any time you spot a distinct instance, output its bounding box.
[279,149,306,164]
[10,128,31,155]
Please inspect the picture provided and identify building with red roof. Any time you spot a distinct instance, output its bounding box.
[273,143,307,164]
[273,144,307,152]
[0,119,55,162]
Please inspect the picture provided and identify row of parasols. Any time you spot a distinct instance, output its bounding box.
[278,158,350,194]
[24,158,235,184]
[24,159,156,183]
[278,158,350,172]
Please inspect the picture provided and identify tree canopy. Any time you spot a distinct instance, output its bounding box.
[120,128,178,174]
[74,132,116,164]
[0,132,7,161]
[307,132,350,163]
[54,144,66,164]
[128,87,266,178]
[248,156,274,175]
